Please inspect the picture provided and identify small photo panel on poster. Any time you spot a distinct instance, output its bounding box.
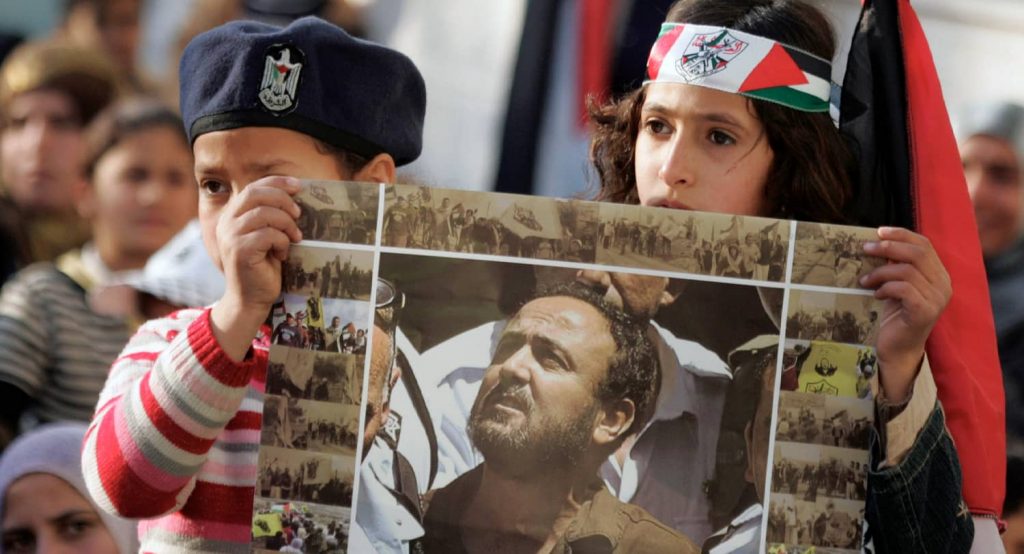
[257,446,356,507]
[596,204,790,280]
[771,441,821,498]
[282,245,373,301]
[270,293,369,353]
[776,391,826,444]
[261,395,360,456]
[266,347,363,405]
[781,340,876,399]
[251,497,350,553]
[382,184,599,262]
[793,222,885,289]
[786,290,882,346]
[765,493,818,549]
[295,180,379,245]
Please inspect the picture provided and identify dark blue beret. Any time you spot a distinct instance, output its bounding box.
[179,17,426,166]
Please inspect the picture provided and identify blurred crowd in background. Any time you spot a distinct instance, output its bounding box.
[1,0,1024,552]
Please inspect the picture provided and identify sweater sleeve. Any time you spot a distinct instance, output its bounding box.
[82,307,261,518]
[0,266,53,399]
[866,402,975,553]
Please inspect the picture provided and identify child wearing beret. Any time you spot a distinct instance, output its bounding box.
[80,17,426,552]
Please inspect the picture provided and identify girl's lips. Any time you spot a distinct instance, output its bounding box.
[656,199,693,211]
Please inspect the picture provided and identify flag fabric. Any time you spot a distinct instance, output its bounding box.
[498,201,565,239]
[645,23,831,112]
[840,0,1005,518]
[305,295,325,330]
[252,512,283,538]
[276,399,294,448]
[300,182,352,211]
[282,348,315,391]
[719,214,741,243]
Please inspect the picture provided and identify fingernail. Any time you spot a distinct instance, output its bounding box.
[863,241,878,251]
[878,226,893,236]
[859,274,869,286]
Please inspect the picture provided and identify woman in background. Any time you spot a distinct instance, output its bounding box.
[0,100,195,445]
[0,422,137,553]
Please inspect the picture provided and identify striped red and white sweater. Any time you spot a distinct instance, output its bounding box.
[82,307,269,553]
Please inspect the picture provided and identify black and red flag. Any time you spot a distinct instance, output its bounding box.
[841,0,1005,522]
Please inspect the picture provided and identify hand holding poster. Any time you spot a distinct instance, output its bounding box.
[250,181,886,554]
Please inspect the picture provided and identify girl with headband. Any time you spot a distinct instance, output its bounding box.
[590,0,979,552]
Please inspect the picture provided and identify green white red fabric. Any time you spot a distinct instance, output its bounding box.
[645,23,832,112]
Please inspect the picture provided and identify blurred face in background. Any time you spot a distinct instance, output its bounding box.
[80,125,196,270]
[1,89,87,214]
[64,0,142,74]
[962,134,1022,257]
[1,473,119,554]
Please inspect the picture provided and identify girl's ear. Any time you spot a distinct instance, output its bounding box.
[353,153,396,184]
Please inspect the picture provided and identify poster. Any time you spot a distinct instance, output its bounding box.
[250,181,883,554]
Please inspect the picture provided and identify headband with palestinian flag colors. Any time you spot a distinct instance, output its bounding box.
[645,23,833,112]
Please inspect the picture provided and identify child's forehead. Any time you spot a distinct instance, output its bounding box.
[191,127,338,178]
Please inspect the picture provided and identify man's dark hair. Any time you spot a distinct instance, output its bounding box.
[529,281,659,435]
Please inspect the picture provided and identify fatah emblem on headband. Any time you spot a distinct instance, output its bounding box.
[676,29,747,81]
[259,44,305,114]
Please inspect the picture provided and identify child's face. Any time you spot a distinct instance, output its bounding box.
[86,125,196,266]
[633,82,774,216]
[193,127,351,271]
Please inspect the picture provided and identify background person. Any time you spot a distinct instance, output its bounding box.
[959,101,1024,454]
[0,422,137,553]
[0,99,194,447]
[58,0,150,94]
[0,40,119,274]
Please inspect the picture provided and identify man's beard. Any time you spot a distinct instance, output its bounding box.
[467,383,598,477]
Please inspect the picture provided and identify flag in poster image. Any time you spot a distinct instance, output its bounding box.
[596,203,789,281]
[249,180,885,553]
[293,181,379,245]
[381,183,599,262]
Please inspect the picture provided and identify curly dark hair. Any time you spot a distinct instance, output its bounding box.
[589,0,855,224]
[528,281,660,436]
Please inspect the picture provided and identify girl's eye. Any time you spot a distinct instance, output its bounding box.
[199,180,227,195]
[709,130,736,146]
[644,119,671,135]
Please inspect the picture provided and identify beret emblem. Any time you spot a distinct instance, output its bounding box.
[258,43,305,114]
